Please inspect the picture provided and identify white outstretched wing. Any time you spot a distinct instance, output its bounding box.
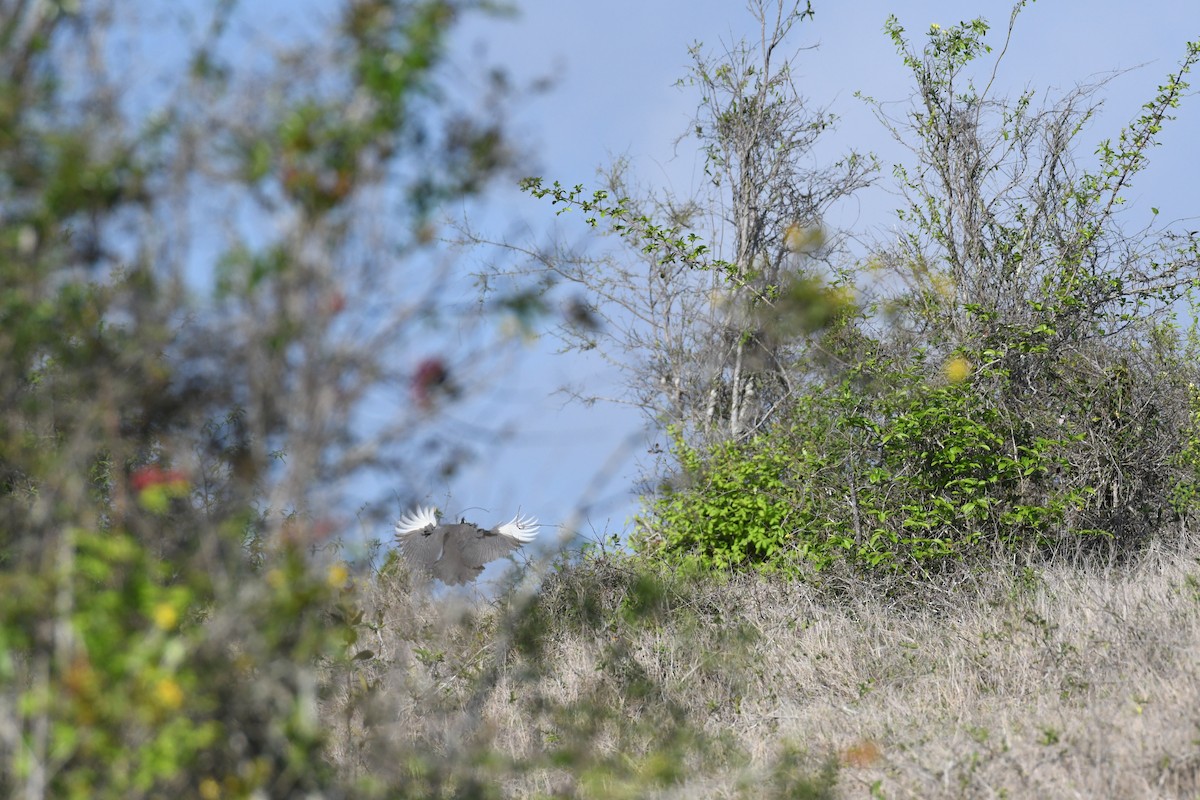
[454,513,540,572]
[497,512,540,544]
[394,506,444,570]
[395,505,439,535]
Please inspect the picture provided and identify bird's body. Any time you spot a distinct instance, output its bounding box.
[394,506,539,585]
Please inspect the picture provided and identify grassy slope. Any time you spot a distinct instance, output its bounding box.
[325,541,1200,799]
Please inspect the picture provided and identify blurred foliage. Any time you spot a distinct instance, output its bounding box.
[0,0,517,796]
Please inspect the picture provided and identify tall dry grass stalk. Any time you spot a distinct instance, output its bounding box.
[324,540,1200,798]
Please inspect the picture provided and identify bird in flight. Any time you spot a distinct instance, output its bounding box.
[394,506,540,585]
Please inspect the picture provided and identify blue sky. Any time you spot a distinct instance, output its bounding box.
[392,0,1200,557]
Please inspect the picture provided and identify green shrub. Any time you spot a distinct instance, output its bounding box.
[641,354,1093,574]
[644,426,802,570]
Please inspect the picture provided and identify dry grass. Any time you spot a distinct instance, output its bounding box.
[325,541,1200,798]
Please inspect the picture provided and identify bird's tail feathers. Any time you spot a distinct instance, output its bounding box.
[498,512,539,543]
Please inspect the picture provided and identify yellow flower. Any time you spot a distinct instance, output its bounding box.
[828,285,856,308]
[154,678,184,710]
[198,778,222,800]
[929,273,955,300]
[930,22,941,31]
[784,222,824,253]
[327,562,349,589]
[152,603,178,631]
[943,356,972,383]
[266,568,285,590]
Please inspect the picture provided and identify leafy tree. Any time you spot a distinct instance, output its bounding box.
[868,9,1200,547]
[643,5,1200,574]
[479,0,871,449]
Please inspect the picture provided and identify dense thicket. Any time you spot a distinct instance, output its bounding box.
[632,9,1200,575]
